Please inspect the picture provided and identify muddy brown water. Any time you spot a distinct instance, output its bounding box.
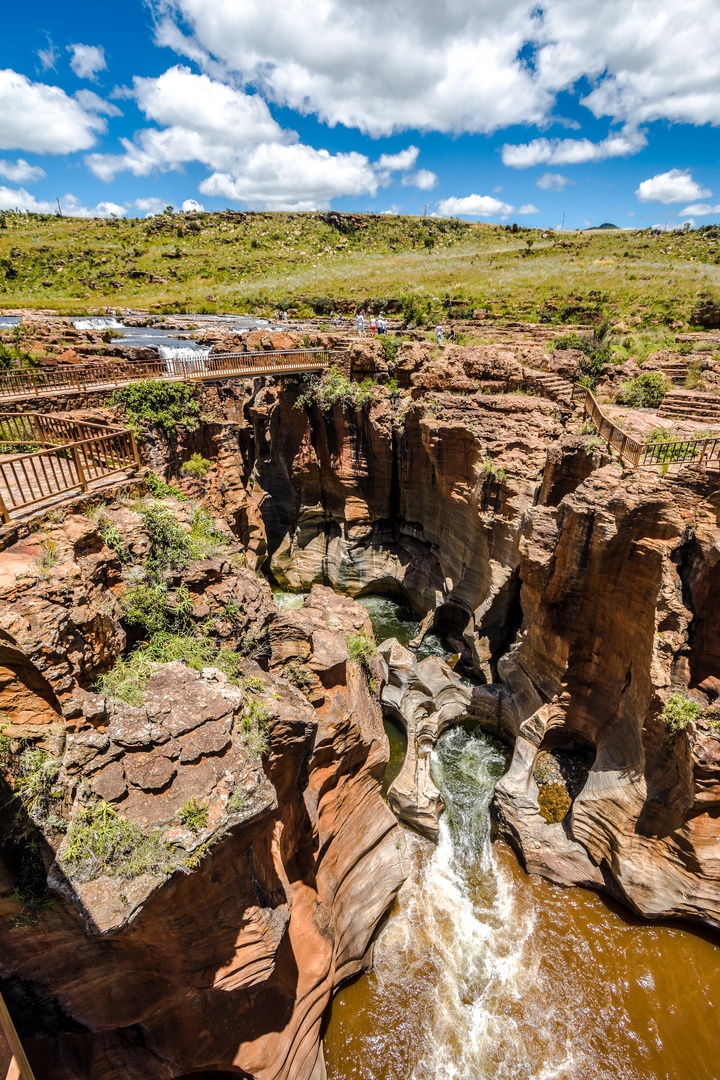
[321,596,720,1080]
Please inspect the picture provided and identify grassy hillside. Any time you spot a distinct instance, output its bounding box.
[2,208,720,327]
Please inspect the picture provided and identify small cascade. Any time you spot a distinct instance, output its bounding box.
[157,343,211,374]
[72,317,125,330]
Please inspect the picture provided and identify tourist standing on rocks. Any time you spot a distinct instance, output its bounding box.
[449,326,456,343]
[370,315,377,335]
[357,312,365,336]
[436,323,443,345]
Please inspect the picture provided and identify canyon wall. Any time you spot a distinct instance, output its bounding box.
[204,339,720,929]
[0,510,405,1079]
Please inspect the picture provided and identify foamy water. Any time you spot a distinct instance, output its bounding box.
[72,316,125,330]
[363,728,580,1080]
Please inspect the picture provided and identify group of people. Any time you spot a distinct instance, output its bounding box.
[271,305,455,345]
[354,310,390,336]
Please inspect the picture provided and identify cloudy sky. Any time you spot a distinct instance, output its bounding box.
[2,0,720,226]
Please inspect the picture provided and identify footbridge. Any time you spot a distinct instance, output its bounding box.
[0,348,331,405]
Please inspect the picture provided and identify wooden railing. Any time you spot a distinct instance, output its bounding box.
[0,990,35,1079]
[574,386,720,470]
[0,414,139,523]
[0,349,331,401]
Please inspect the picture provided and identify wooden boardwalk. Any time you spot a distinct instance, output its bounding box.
[0,348,331,404]
[0,414,139,522]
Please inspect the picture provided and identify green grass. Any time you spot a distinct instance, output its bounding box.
[482,458,508,483]
[14,748,62,824]
[188,506,229,558]
[295,366,377,410]
[61,800,173,881]
[346,630,377,666]
[662,693,701,746]
[98,631,248,704]
[177,797,208,832]
[2,209,720,328]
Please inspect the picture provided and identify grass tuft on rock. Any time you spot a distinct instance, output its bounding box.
[62,801,172,881]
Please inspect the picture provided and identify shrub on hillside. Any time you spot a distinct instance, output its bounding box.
[615,372,670,408]
[554,318,612,388]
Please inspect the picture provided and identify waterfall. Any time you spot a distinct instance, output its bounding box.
[157,343,211,374]
[72,317,125,330]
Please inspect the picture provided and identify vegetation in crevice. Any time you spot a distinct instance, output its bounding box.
[181,453,213,478]
[109,380,200,438]
[295,366,376,410]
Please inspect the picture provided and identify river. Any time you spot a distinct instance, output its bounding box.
[313,593,720,1080]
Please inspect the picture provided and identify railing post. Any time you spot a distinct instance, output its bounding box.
[0,488,10,524]
[129,430,140,469]
[0,991,36,1079]
[71,443,89,492]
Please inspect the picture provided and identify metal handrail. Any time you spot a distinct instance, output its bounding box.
[0,349,331,401]
[574,385,720,470]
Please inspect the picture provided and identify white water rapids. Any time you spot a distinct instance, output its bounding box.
[353,727,576,1080]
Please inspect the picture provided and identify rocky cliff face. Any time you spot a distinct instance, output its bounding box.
[2,333,720,1078]
[0,507,405,1079]
[203,339,720,930]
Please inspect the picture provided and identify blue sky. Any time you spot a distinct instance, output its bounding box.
[2,0,720,227]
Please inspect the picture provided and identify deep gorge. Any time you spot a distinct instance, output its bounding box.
[0,329,719,1079]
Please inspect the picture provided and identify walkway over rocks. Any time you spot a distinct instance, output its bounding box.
[0,413,139,522]
[576,385,720,471]
[0,348,331,405]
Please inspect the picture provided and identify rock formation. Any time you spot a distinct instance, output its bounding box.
[378,638,471,839]
[0,505,405,1079]
[2,328,720,1080]
[199,339,720,931]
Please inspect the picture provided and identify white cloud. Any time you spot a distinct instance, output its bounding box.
[85,66,287,181]
[86,65,406,209]
[437,194,514,218]
[37,43,59,72]
[402,169,437,190]
[151,0,720,137]
[67,44,107,82]
[0,159,46,184]
[130,197,171,214]
[74,90,122,117]
[678,203,720,216]
[376,146,419,172]
[537,171,570,190]
[0,70,106,153]
[636,168,711,204]
[0,187,126,217]
[198,143,378,210]
[518,203,540,214]
[182,198,204,212]
[502,125,647,168]
[152,0,549,137]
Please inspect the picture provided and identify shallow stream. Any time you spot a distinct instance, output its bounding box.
[317,592,720,1080]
